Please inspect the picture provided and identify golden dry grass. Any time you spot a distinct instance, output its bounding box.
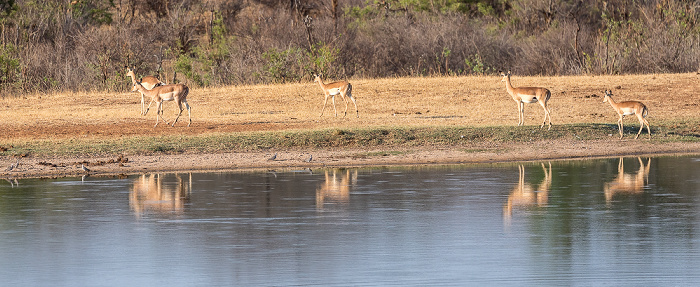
[1,73,699,178]
[0,73,697,141]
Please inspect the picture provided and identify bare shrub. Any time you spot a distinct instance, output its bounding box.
[2,0,700,95]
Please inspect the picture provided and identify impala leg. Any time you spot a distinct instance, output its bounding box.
[539,102,547,129]
[341,94,349,118]
[619,157,624,173]
[348,93,359,118]
[644,118,651,139]
[171,103,183,127]
[185,100,191,127]
[635,123,643,139]
[320,94,329,117]
[154,102,162,127]
[540,102,552,130]
[144,96,157,116]
[634,114,647,139]
[518,102,525,126]
[159,102,170,125]
[171,100,191,127]
[332,95,338,117]
[141,93,146,116]
[518,165,525,193]
[617,116,624,139]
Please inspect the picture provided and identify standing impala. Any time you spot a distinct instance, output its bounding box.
[604,157,651,203]
[126,67,163,115]
[500,70,552,130]
[314,74,358,118]
[602,90,650,139]
[503,162,552,226]
[132,81,191,127]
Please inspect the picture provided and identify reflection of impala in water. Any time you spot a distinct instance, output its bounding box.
[604,157,650,203]
[504,163,552,224]
[316,169,357,208]
[130,173,191,217]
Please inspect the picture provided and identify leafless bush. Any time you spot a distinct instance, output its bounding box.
[1,0,700,96]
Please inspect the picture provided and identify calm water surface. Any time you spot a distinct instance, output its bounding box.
[1,156,700,286]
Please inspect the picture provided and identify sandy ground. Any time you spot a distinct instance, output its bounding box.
[2,139,699,178]
[1,73,698,178]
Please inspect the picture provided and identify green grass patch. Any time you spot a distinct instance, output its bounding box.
[1,123,698,158]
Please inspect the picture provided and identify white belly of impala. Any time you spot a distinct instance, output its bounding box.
[160,92,177,101]
[517,93,538,103]
[328,88,341,96]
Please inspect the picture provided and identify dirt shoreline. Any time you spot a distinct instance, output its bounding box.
[2,74,699,179]
[2,139,698,179]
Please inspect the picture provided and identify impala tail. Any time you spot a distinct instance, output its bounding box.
[346,83,353,99]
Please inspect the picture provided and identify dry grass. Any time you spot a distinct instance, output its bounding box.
[0,73,698,148]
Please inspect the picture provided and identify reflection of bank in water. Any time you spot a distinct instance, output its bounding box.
[503,162,552,226]
[130,173,192,217]
[604,157,651,204]
[316,169,357,209]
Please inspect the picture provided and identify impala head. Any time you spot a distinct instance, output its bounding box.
[126,66,136,79]
[499,70,511,82]
[313,73,322,83]
[602,90,613,103]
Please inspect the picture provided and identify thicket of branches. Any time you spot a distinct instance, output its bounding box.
[1,0,699,96]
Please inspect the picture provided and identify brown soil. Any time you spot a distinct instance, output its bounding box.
[1,73,699,178]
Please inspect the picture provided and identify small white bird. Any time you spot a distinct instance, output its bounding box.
[305,154,313,163]
[267,153,277,161]
[81,164,91,173]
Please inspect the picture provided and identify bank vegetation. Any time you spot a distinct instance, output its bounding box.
[1,0,700,97]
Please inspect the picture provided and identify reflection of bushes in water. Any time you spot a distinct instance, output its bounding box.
[2,0,700,96]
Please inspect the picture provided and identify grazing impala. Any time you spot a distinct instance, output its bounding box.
[499,70,552,129]
[126,67,163,115]
[602,90,650,139]
[314,74,358,118]
[132,81,191,127]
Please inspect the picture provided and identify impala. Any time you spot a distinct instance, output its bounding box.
[126,67,164,115]
[499,70,552,129]
[316,169,357,209]
[602,90,650,139]
[314,74,358,118]
[130,173,191,218]
[132,81,191,127]
[503,162,551,226]
[604,157,650,203]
